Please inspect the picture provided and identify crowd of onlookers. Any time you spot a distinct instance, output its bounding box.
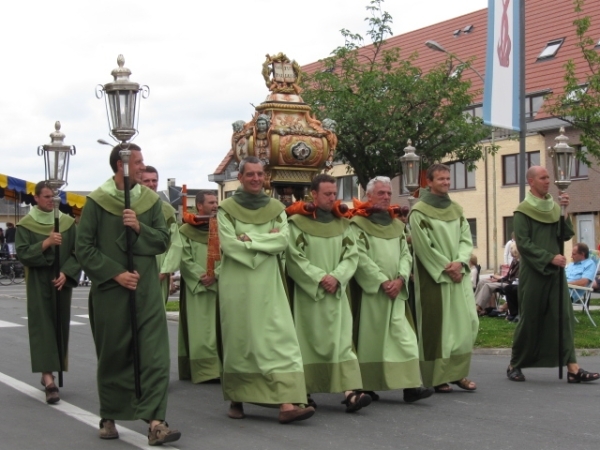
[468,233,600,324]
[0,223,17,259]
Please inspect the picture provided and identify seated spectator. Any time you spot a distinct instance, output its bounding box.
[566,243,596,288]
[474,243,519,316]
[469,254,479,291]
[593,277,600,293]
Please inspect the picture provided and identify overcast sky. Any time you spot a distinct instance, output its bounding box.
[0,0,487,192]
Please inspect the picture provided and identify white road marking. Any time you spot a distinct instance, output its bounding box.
[19,317,85,326]
[75,314,89,319]
[0,371,180,449]
[0,320,23,328]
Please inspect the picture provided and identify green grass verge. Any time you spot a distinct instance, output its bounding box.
[475,310,600,348]
[166,300,180,312]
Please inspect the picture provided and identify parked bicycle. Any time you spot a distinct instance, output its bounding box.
[0,261,25,286]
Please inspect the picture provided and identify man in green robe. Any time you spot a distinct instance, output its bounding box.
[507,166,599,383]
[76,144,181,446]
[16,181,80,404]
[409,164,479,392]
[286,174,372,412]
[218,156,314,424]
[351,176,434,403]
[178,190,220,383]
[141,165,182,304]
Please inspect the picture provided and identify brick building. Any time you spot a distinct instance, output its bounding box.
[210,0,600,269]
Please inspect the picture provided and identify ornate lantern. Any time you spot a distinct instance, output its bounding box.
[549,127,574,192]
[399,139,421,194]
[96,55,149,143]
[37,121,76,193]
[231,53,338,204]
[399,139,421,207]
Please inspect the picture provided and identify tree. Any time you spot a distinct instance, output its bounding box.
[547,0,600,165]
[300,0,490,190]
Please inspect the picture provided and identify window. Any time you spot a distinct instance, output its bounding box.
[224,190,235,199]
[525,94,545,120]
[565,85,588,103]
[337,175,358,201]
[537,39,564,60]
[467,219,477,247]
[448,161,475,190]
[572,146,589,179]
[503,216,514,245]
[502,151,540,186]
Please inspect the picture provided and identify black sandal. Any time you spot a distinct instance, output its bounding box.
[362,390,379,401]
[341,391,372,413]
[506,366,526,382]
[567,368,600,384]
[307,394,317,409]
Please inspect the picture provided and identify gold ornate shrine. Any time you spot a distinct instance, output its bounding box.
[231,53,337,204]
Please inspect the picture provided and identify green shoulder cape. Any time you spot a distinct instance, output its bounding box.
[515,201,560,224]
[219,197,284,224]
[288,214,348,238]
[350,215,404,239]
[179,223,209,244]
[17,213,75,234]
[88,185,159,216]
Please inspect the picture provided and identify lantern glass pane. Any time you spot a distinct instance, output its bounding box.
[46,150,68,183]
[107,90,137,132]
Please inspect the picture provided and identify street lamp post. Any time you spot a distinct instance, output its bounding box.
[96,55,149,399]
[425,40,498,272]
[37,121,76,388]
[548,127,574,380]
[399,139,422,209]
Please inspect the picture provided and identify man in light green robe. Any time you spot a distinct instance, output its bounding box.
[351,176,433,403]
[409,164,478,392]
[286,174,370,412]
[141,166,182,303]
[217,156,314,424]
[508,166,599,383]
[178,190,220,383]
[76,145,181,445]
[16,181,81,404]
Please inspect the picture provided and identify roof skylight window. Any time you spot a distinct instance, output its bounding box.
[537,39,564,60]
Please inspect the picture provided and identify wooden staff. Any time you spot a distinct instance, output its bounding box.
[52,194,64,387]
[121,149,141,399]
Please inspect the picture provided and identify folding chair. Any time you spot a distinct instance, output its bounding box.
[568,251,600,327]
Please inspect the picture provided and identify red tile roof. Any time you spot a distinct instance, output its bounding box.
[302,0,600,122]
[213,149,234,175]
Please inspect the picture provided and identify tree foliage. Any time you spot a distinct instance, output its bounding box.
[548,0,600,164]
[300,0,490,189]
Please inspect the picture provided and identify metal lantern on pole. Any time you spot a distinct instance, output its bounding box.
[549,127,575,194]
[96,55,149,399]
[36,121,76,389]
[37,121,76,193]
[548,127,574,380]
[96,54,149,144]
[399,139,422,208]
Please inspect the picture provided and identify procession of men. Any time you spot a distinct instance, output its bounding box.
[14,155,599,447]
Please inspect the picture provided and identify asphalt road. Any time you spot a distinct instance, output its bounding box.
[1,283,599,450]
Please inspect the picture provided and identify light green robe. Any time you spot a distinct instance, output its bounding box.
[350,216,422,391]
[16,210,80,373]
[286,214,361,393]
[409,202,479,388]
[217,197,307,404]
[76,181,170,421]
[177,223,221,383]
[157,201,182,303]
